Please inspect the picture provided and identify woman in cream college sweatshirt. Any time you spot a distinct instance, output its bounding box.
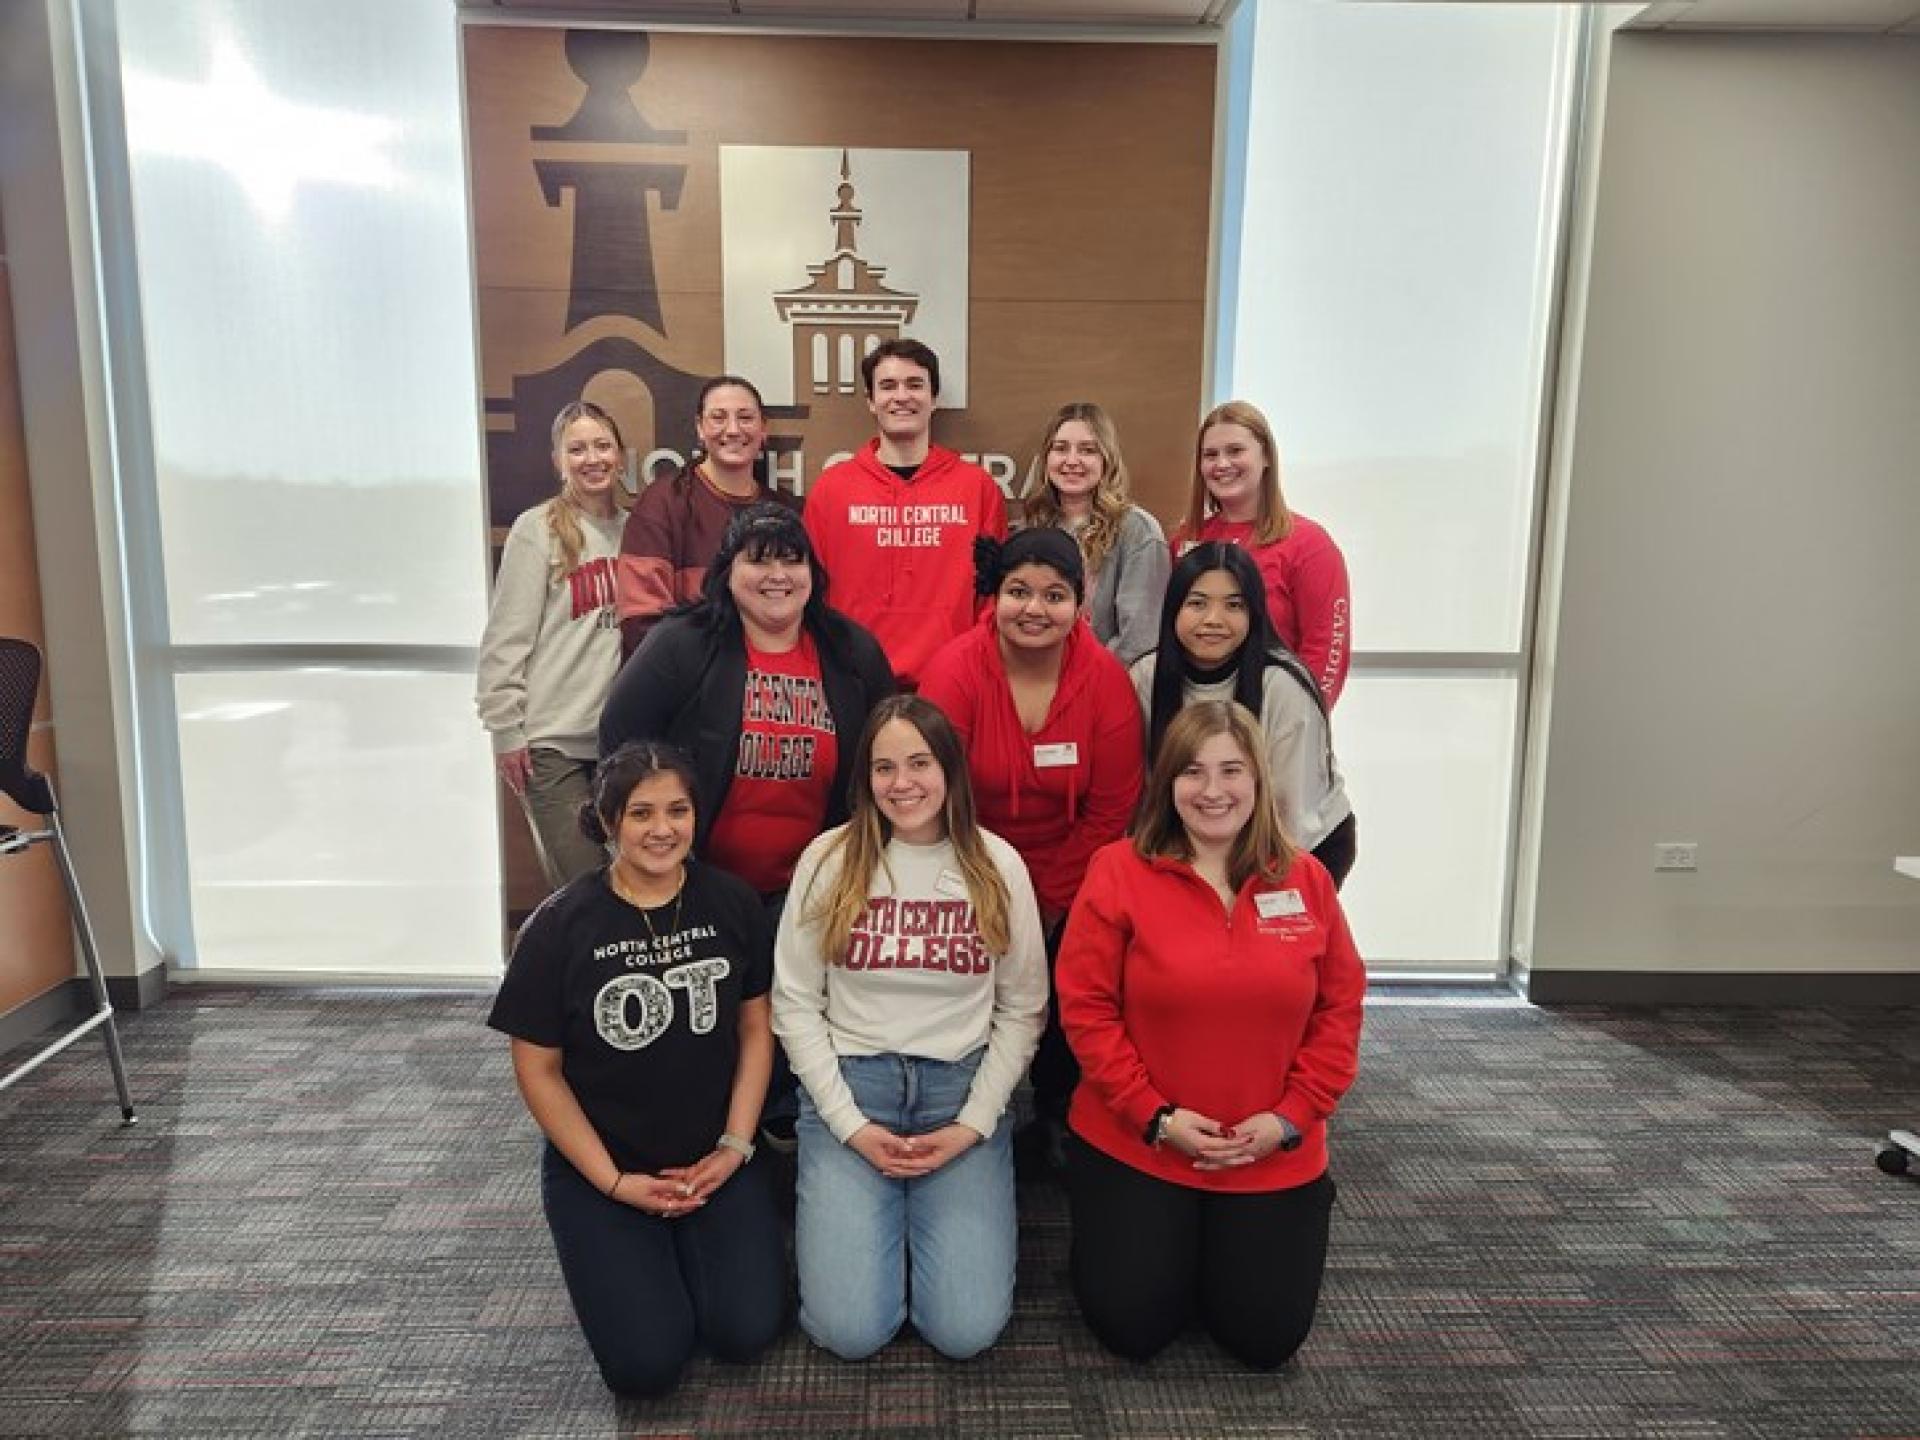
[773,695,1047,1362]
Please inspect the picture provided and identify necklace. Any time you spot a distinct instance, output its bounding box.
[612,865,685,942]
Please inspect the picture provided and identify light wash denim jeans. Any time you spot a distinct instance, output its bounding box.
[794,1049,1015,1361]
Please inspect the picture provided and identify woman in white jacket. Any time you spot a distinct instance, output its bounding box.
[476,400,630,890]
[1129,542,1357,888]
[773,695,1048,1362]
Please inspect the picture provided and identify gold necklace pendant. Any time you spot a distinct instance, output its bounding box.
[614,865,686,943]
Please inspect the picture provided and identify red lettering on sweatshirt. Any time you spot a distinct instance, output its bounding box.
[836,896,988,974]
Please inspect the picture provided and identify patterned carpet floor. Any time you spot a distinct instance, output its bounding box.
[1,988,1916,1438]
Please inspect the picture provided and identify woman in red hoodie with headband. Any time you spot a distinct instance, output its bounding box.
[919,526,1144,1176]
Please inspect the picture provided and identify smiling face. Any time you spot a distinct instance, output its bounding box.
[1197,421,1268,523]
[1175,568,1251,667]
[994,561,1079,655]
[614,772,695,886]
[865,355,935,446]
[869,717,948,846]
[556,415,621,507]
[696,383,766,474]
[1172,730,1258,852]
[1044,419,1107,507]
[728,544,811,641]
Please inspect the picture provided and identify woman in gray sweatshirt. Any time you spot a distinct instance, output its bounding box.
[1020,403,1170,667]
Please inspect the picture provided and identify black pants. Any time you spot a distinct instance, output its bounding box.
[760,890,797,1125]
[1065,1135,1335,1369]
[1312,812,1359,891]
[540,1144,786,1396]
[1028,917,1078,1124]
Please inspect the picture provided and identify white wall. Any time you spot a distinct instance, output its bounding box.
[1530,33,1920,978]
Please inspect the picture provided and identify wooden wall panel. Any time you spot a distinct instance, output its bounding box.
[0,205,77,1017]
[465,26,1215,520]
[467,26,1216,914]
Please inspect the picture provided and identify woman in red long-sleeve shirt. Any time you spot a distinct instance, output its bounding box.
[1169,400,1351,708]
[1055,699,1365,1368]
[919,526,1143,1175]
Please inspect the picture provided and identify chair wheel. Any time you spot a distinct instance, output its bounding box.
[1876,1144,1911,1177]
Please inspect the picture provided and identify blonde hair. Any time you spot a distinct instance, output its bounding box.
[1183,399,1291,548]
[546,400,630,578]
[1132,700,1295,891]
[802,696,1012,963]
[1022,402,1135,574]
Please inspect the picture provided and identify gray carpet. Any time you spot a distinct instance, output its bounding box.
[1,988,1916,1438]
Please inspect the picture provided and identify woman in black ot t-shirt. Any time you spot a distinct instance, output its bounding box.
[488,741,784,1396]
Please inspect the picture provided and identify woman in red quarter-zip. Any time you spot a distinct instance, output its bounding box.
[1055,699,1364,1369]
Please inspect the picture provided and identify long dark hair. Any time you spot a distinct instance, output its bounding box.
[689,501,834,637]
[1146,542,1321,761]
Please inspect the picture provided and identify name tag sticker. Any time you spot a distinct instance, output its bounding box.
[1255,889,1307,920]
[935,869,971,900]
[1033,742,1080,768]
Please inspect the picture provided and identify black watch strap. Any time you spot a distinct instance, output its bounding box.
[1144,1104,1176,1147]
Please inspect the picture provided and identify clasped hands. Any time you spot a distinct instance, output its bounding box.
[613,1144,746,1218]
[1159,1107,1293,1170]
[848,1121,978,1180]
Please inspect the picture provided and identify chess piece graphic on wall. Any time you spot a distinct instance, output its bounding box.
[483,30,707,520]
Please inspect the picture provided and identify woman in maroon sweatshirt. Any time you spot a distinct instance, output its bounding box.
[918,527,1143,1174]
[1055,700,1364,1369]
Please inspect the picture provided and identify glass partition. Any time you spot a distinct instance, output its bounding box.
[1222,2,1581,971]
[117,0,499,975]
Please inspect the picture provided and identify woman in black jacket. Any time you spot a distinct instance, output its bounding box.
[600,501,896,908]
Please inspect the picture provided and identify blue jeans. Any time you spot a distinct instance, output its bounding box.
[540,1144,786,1395]
[794,1050,1016,1361]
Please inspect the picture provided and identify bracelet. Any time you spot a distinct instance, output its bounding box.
[716,1132,756,1162]
[606,1171,626,1199]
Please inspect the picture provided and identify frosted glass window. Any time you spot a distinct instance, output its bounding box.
[174,670,501,976]
[1230,3,1576,655]
[118,0,488,646]
[1333,676,1518,971]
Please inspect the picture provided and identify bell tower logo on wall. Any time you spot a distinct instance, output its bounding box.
[720,146,971,411]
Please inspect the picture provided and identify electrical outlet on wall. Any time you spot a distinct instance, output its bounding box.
[1654,842,1698,872]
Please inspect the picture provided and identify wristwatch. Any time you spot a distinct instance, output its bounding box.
[1144,1104,1177,1148]
[717,1132,756,1162]
[1274,1114,1302,1153]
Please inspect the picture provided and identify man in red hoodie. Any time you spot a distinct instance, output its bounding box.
[803,339,1007,689]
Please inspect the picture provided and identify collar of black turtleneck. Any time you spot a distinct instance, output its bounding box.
[1179,649,1243,687]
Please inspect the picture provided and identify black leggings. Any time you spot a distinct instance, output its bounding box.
[1065,1135,1335,1369]
[541,1144,786,1395]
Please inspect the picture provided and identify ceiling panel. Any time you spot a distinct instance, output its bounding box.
[463,0,1231,25]
[1629,0,1920,30]
[736,0,971,16]
[973,0,1215,19]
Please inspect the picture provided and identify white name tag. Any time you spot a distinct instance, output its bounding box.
[1255,889,1306,920]
[935,869,970,900]
[1033,742,1080,768]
